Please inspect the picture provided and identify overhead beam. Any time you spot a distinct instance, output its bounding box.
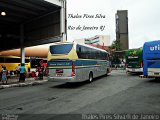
[0,6,36,19]
[0,21,19,26]
[0,16,22,23]
[45,0,62,7]
[6,0,48,11]
[26,0,60,8]
[0,2,39,15]
[24,36,61,47]
[7,12,29,19]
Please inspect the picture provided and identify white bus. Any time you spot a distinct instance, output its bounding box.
[48,42,111,82]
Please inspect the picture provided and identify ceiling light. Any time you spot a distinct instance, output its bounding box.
[1,12,6,16]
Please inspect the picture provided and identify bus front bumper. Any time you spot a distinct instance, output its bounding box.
[48,76,76,82]
[148,68,160,77]
[126,68,143,73]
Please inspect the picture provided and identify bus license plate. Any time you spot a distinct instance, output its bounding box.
[132,69,135,72]
[56,69,63,73]
[56,74,63,77]
[56,69,63,77]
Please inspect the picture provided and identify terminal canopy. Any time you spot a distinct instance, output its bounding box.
[0,0,63,51]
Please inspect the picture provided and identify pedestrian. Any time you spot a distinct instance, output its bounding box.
[19,63,26,82]
[0,72,1,82]
[44,66,47,76]
[37,66,44,80]
[36,67,39,79]
[1,66,8,84]
[35,70,38,80]
[16,64,20,77]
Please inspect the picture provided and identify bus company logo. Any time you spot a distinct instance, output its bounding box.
[149,45,160,51]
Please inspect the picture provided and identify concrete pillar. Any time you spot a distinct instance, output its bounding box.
[60,0,66,42]
[20,47,25,64]
[20,24,25,64]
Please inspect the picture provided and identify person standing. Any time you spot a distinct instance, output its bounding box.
[1,66,8,84]
[16,64,20,77]
[37,66,44,80]
[19,63,26,82]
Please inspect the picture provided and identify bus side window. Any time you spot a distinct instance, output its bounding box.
[79,47,81,53]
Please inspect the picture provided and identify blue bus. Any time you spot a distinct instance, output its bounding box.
[47,42,111,82]
[143,40,160,77]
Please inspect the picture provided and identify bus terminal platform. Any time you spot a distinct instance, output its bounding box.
[0,76,48,89]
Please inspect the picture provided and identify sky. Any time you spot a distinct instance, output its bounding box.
[47,0,160,49]
[66,0,160,49]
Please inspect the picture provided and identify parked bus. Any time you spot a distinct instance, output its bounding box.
[30,58,47,71]
[125,48,143,73]
[0,56,47,74]
[47,42,111,82]
[29,58,48,76]
[0,56,30,73]
[143,40,160,78]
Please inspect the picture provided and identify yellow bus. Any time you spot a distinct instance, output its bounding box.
[0,56,30,73]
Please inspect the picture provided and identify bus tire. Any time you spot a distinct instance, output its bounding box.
[106,69,109,76]
[155,77,160,80]
[88,72,93,83]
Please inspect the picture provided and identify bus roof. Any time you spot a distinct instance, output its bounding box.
[143,40,160,46]
[143,40,160,54]
[125,48,142,57]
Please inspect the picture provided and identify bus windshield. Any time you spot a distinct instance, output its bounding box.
[50,44,73,54]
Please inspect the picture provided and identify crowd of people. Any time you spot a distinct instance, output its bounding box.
[31,66,45,80]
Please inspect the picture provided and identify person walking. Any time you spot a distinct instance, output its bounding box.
[19,63,26,82]
[1,66,8,84]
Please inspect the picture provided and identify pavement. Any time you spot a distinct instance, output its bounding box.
[0,76,48,89]
[1,70,160,120]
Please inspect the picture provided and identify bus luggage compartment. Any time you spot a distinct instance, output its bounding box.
[145,60,160,77]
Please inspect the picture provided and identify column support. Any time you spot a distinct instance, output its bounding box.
[60,0,66,42]
[20,24,25,64]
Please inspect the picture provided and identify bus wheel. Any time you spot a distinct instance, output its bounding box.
[155,77,160,80]
[106,69,109,76]
[88,72,93,82]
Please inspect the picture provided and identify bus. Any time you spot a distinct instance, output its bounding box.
[47,42,111,82]
[0,56,47,74]
[143,40,160,78]
[0,56,30,73]
[125,48,143,73]
[30,58,47,71]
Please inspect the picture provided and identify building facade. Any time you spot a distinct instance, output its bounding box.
[85,35,110,46]
[116,10,129,50]
[74,35,110,46]
[74,35,110,50]
[73,39,85,44]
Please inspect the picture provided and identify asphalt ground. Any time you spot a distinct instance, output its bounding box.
[0,70,160,120]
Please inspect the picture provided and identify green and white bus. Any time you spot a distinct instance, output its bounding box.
[125,48,143,73]
[47,42,111,82]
